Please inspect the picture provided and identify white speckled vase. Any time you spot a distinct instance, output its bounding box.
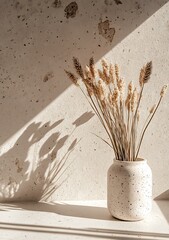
[107,158,152,221]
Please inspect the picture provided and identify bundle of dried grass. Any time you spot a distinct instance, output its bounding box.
[65,58,167,161]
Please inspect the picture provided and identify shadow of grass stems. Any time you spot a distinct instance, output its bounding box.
[40,111,94,201]
[0,112,94,202]
[40,137,80,201]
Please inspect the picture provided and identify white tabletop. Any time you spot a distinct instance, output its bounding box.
[0,200,168,240]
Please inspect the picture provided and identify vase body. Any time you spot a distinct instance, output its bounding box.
[107,158,152,221]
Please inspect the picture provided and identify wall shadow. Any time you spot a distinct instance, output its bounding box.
[154,189,169,200]
[0,111,94,202]
[154,190,169,224]
[155,200,169,224]
[0,0,168,146]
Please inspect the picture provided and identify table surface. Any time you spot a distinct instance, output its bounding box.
[0,200,168,240]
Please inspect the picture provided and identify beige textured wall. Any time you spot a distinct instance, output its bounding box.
[0,0,169,202]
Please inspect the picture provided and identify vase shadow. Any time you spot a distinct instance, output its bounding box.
[0,201,116,221]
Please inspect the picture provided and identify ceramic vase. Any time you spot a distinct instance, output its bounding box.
[107,158,152,221]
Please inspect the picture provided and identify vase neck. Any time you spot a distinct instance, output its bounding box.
[114,158,147,165]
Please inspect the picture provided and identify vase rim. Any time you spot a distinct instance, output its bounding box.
[114,158,147,164]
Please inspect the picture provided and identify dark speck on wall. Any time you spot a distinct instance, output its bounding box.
[98,19,115,43]
[135,1,141,10]
[14,1,23,9]
[15,158,23,173]
[105,0,122,5]
[64,2,78,19]
[114,0,122,5]
[52,0,61,8]
[43,72,54,82]
[104,0,113,5]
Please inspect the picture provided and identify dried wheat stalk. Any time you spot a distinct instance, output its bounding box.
[65,58,167,161]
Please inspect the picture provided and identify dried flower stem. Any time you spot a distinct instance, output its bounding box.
[66,58,167,161]
[136,95,163,158]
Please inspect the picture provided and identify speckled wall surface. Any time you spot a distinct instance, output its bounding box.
[0,0,169,202]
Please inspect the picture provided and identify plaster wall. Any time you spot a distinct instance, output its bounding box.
[0,0,169,202]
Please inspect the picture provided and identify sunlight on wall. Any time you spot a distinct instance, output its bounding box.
[0,0,169,202]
